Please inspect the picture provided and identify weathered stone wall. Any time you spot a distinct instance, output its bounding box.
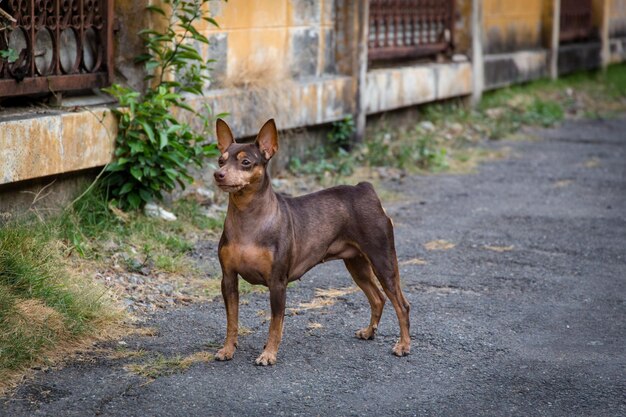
[483,0,547,54]
[0,108,116,186]
[205,0,337,86]
[484,50,549,90]
[113,0,152,92]
[365,62,473,114]
[454,0,473,55]
[609,0,626,37]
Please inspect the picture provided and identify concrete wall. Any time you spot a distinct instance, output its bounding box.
[0,108,116,186]
[609,0,626,62]
[205,0,337,84]
[455,0,474,54]
[113,0,152,92]
[365,61,473,114]
[483,0,547,54]
[610,0,626,36]
[482,0,551,90]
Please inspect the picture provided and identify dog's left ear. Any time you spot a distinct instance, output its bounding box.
[216,118,235,154]
[255,119,279,161]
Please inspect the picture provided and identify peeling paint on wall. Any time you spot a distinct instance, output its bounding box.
[0,109,116,185]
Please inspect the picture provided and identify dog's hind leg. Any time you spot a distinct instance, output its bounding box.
[344,255,386,340]
[368,255,411,356]
[359,219,411,356]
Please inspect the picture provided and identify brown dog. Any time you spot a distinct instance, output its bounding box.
[213,118,410,365]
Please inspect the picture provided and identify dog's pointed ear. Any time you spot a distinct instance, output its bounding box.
[255,119,279,161]
[216,118,235,154]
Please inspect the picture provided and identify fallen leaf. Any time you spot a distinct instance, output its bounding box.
[553,179,573,188]
[238,327,253,336]
[584,157,600,168]
[424,240,456,251]
[296,298,336,311]
[400,258,427,265]
[484,245,514,252]
[307,322,323,330]
[289,286,358,313]
[109,203,130,223]
[314,287,358,298]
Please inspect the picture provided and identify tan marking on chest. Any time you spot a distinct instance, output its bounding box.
[220,244,274,283]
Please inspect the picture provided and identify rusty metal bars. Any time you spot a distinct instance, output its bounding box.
[559,0,593,43]
[0,0,113,97]
[368,0,454,61]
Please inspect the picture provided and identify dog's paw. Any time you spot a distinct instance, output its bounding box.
[355,326,376,340]
[215,346,236,361]
[254,351,277,366]
[392,341,411,357]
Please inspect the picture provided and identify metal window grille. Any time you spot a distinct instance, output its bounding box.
[368,0,454,61]
[0,0,113,98]
[560,0,593,43]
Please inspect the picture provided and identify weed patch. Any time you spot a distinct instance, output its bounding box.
[0,221,122,394]
[285,64,626,184]
[125,351,213,380]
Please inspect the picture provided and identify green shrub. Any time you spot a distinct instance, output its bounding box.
[327,116,355,151]
[103,0,222,210]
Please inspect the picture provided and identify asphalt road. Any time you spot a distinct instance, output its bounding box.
[2,117,625,416]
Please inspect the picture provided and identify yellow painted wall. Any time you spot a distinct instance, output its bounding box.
[609,0,626,36]
[0,109,116,185]
[483,0,547,54]
[201,0,336,85]
[455,0,473,54]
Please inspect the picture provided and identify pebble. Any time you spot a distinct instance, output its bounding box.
[144,202,177,221]
[419,121,435,132]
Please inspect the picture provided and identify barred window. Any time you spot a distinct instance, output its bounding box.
[368,0,455,61]
[560,0,593,43]
[0,0,113,98]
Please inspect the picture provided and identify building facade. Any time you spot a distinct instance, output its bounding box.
[1,0,625,210]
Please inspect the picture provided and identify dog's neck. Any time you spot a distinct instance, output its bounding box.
[227,171,277,214]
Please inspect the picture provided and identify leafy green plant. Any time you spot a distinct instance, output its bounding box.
[362,127,448,172]
[288,143,357,181]
[414,135,448,170]
[327,116,355,151]
[103,0,222,210]
[288,117,357,181]
[0,48,18,63]
[523,99,564,127]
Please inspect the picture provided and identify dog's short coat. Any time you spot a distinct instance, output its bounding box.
[213,118,410,365]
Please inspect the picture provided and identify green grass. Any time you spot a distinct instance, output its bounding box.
[0,220,120,389]
[58,187,222,274]
[125,351,213,380]
[0,186,223,392]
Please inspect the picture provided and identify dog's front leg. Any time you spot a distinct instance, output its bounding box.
[215,269,239,361]
[255,281,287,366]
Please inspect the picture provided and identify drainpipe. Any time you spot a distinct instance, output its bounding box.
[354,0,369,143]
[471,0,484,106]
[550,0,561,80]
[601,0,611,70]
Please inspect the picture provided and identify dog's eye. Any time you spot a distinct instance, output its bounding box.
[218,158,225,167]
[241,159,252,167]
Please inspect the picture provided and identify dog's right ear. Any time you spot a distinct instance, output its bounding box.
[256,119,279,161]
[216,118,235,154]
